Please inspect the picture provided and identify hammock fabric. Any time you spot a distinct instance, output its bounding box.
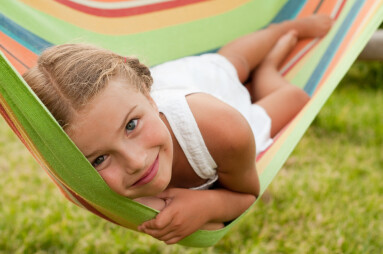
[1,0,382,247]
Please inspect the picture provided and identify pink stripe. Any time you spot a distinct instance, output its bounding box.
[55,0,207,17]
[281,0,347,76]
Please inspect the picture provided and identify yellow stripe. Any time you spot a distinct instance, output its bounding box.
[257,101,307,175]
[20,0,250,35]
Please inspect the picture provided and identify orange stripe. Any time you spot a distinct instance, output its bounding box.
[0,49,26,74]
[296,0,323,17]
[20,0,250,35]
[314,0,343,16]
[0,32,38,74]
[315,2,380,94]
[259,1,379,174]
[277,0,343,73]
[258,0,341,173]
[282,0,349,80]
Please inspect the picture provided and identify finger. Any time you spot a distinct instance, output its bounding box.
[164,235,186,245]
[165,238,182,245]
[151,228,184,244]
[139,216,176,237]
[149,205,177,229]
[140,226,178,240]
[140,213,172,230]
[146,222,190,243]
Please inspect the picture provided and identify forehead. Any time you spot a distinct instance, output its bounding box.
[65,78,150,151]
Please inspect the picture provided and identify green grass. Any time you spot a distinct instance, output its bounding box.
[1,60,383,253]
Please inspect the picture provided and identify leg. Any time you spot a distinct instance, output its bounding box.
[257,86,309,137]
[251,30,299,100]
[218,15,332,83]
[253,31,310,137]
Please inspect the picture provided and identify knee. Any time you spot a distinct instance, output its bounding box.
[218,52,250,83]
[287,86,310,107]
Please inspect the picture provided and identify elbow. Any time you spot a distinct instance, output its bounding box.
[254,174,261,198]
[247,169,261,198]
[248,184,260,199]
[244,193,257,210]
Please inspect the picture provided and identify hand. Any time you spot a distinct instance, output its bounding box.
[137,188,211,244]
[134,196,166,211]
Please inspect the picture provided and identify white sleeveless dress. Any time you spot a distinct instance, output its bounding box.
[150,54,273,189]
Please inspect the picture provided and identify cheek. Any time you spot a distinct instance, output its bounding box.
[98,167,124,193]
[144,117,172,147]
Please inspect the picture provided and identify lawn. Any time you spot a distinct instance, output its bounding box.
[0,60,382,253]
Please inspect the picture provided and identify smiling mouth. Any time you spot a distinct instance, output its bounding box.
[131,155,159,187]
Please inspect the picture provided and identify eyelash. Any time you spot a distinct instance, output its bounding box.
[92,155,107,168]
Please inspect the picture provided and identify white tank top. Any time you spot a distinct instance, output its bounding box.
[149,54,274,189]
[151,89,219,190]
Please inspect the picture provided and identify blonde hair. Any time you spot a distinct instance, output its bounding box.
[23,43,153,129]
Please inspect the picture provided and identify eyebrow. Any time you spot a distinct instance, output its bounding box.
[85,105,138,159]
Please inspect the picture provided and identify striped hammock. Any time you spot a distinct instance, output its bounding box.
[1,0,382,247]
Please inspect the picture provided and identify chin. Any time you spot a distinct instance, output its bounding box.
[155,177,171,192]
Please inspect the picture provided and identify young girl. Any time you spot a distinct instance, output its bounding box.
[23,15,332,244]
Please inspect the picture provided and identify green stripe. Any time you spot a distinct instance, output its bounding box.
[261,0,383,193]
[0,50,158,232]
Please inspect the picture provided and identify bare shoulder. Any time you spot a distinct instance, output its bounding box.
[186,93,259,195]
[185,93,256,173]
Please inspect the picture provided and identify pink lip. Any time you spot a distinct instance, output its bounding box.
[131,155,159,187]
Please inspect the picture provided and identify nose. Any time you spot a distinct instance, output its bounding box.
[119,144,147,175]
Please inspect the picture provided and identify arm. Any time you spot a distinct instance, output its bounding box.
[187,93,260,196]
[139,94,260,244]
[138,187,255,244]
[134,196,166,211]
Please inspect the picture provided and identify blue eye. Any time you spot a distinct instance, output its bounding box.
[92,155,106,167]
[126,119,138,132]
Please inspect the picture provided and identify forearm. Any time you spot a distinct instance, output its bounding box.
[138,188,255,244]
[202,189,256,223]
[218,167,260,197]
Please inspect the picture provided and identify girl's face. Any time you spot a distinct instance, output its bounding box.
[67,78,173,199]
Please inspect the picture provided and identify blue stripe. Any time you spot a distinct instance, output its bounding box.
[201,0,308,55]
[304,0,364,95]
[0,12,52,54]
[271,0,308,23]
